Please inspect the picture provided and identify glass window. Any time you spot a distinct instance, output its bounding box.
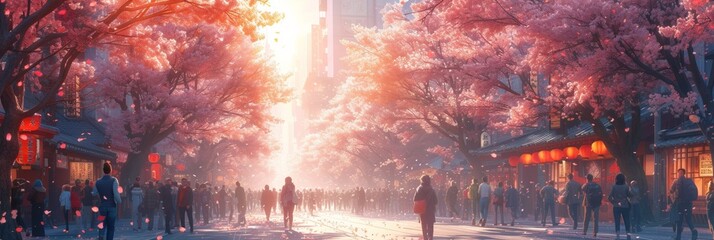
[672,145,710,196]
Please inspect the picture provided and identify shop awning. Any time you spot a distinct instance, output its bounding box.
[51,133,116,160]
[654,122,707,149]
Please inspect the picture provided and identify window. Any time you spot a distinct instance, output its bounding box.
[480,132,491,147]
[69,161,94,183]
[64,76,81,118]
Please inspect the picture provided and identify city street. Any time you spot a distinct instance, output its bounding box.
[40,210,710,239]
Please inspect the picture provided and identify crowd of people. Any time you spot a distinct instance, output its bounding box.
[8,166,710,240]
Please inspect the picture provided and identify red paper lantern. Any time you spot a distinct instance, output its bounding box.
[148,153,160,163]
[579,145,593,159]
[508,156,520,167]
[538,150,552,163]
[550,149,564,161]
[591,141,608,155]
[19,114,41,132]
[150,164,162,180]
[564,147,579,159]
[16,136,36,165]
[532,152,541,163]
[520,153,533,165]
[176,163,186,171]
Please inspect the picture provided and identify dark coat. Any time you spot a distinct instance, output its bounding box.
[414,183,438,223]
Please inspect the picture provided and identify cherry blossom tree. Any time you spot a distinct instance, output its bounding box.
[0,0,278,237]
[93,22,287,186]
[344,3,533,176]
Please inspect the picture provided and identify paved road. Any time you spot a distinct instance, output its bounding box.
[38,210,709,239]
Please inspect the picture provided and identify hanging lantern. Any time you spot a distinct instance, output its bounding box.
[176,163,186,172]
[591,140,608,155]
[508,156,520,167]
[148,153,160,163]
[19,114,42,132]
[150,164,162,180]
[520,153,533,165]
[538,150,552,163]
[564,147,579,159]
[550,149,564,161]
[16,136,37,165]
[532,152,541,163]
[579,145,593,159]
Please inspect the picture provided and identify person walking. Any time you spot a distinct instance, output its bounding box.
[236,181,247,226]
[505,181,519,226]
[93,162,122,240]
[218,185,226,220]
[159,178,175,235]
[81,180,95,231]
[493,182,505,226]
[467,178,479,226]
[280,177,296,232]
[130,183,144,231]
[707,181,714,235]
[143,181,159,231]
[540,180,558,227]
[564,173,582,230]
[414,175,438,240]
[201,184,212,224]
[477,176,491,227]
[669,168,699,240]
[630,180,642,233]
[171,181,179,229]
[71,180,83,232]
[446,181,459,222]
[29,179,47,237]
[581,174,602,237]
[60,184,72,233]
[11,179,27,238]
[177,178,194,233]
[609,173,632,240]
[261,185,274,223]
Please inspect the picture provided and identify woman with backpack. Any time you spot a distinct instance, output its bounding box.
[581,174,602,237]
[608,173,632,240]
[413,175,438,240]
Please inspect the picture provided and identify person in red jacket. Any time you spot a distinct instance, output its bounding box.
[70,179,83,231]
[176,178,194,233]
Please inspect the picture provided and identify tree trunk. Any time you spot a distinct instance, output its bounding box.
[0,115,22,240]
[119,150,150,188]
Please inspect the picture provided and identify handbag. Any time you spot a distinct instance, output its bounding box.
[413,200,426,214]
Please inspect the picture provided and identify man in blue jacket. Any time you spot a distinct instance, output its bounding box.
[93,162,121,240]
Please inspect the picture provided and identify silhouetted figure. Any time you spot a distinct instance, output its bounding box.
[280,177,296,231]
[414,175,438,240]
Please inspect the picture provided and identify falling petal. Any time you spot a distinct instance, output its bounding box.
[57,9,66,15]
[15,227,22,232]
[97,222,104,229]
[44,210,51,215]
[117,186,123,194]
[60,143,67,149]
[92,207,99,213]
[0,217,5,224]
[33,71,43,77]
[179,227,186,232]
[5,134,11,141]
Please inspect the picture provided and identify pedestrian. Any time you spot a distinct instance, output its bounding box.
[581,174,602,237]
[414,175,438,240]
[261,185,273,222]
[564,173,582,230]
[159,178,175,235]
[707,181,714,235]
[177,178,194,233]
[218,185,226,219]
[130,183,144,231]
[171,181,179,229]
[201,183,212,224]
[93,162,121,240]
[468,178,479,226]
[71,180,83,232]
[29,179,47,237]
[505,181,519,226]
[280,176,296,232]
[143,181,159,231]
[60,184,71,233]
[540,180,558,227]
[477,176,491,227]
[630,180,642,232]
[669,168,698,240]
[81,180,95,231]
[236,181,247,226]
[461,187,471,220]
[534,183,543,222]
[609,173,632,240]
[11,179,27,238]
[493,181,505,226]
[446,181,459,222]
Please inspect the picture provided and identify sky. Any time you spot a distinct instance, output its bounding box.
[262,0,318,188]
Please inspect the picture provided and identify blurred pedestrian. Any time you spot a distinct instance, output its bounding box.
[581,174,602,237]
[630,180,642,232]
[564,173,582,230]
[261,185,274,222]
[540,180,557,227]
[143,181,159,231]
[11,179,27,238]
[159,178,174,235]
[81,179,95,231]
[446,181,459,222]
[29,179,47,237]
[414,175,438,240]
[93,162,121,240]
[477,176,491,227]
[609,173,632,240]
[493,181,505,226]
[177,178,194,233]
[669,168,698,240]
[468,178,479,226]
[280,177,296,231]
[235,181,247,226]
[60,184,71,232]
[130,183,144,231]
[505,181,519,226]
